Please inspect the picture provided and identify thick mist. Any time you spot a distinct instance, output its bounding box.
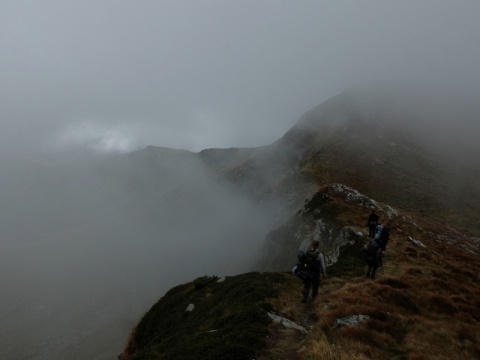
[348,82,480,169]
[294,80,480,166]
[2,2,480,358]
[0,148,279,360]
[1,81,479,359]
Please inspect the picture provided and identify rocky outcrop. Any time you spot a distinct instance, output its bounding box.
[255,183,402,272]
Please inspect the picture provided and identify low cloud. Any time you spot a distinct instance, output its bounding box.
[50,121,140,154]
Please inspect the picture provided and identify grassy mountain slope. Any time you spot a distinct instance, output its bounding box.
[119,84,480,359]
[273,86,480,234]
[119,185,480,359]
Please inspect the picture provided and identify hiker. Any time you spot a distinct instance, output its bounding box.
[374,222,384,241]
[378,222,390,267]
[294,240,327,303]
[367,210,379,238]
[363,239,382,279]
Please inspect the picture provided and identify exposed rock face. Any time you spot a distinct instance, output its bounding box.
[255,183,401,272]
[255,178,480,273]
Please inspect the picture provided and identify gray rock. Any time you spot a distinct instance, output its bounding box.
[267,312,309,333]
[408,236,426,248]
[333,315,370,328]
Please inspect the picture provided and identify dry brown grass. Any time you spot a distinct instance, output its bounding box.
[303,336,373,360]
[262,200,480,360]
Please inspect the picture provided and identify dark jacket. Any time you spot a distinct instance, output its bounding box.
[363,240,381,263]
[379,226,390,250]
[367,213,379,227]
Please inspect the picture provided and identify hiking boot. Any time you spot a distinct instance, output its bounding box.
[302,298,307,303]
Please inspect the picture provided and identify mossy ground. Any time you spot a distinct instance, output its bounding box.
[120,272,283,360]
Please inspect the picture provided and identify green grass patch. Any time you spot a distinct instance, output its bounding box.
[122,272,284,360]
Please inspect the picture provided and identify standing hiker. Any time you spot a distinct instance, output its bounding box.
[294,240,327,303]
[374,222,384,241]
[378,222,391,268]
[363,239,382,279]
[367,210,379,238]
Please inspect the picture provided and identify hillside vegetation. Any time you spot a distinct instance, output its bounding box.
[277,86,480,235]
[120,185,480,359]
[119,85,480,359]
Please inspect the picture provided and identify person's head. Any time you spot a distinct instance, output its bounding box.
[311,240,320,249]
[371,210,375,214]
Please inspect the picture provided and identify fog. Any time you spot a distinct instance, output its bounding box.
[343,81,480,161]
[0,148,281,359]
[2,1,480,154]
[2,1,480,359]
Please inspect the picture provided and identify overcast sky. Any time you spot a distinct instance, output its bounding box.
[1,1,479,154]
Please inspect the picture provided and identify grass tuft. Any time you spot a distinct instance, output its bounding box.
[377,277,409,289]
[426,294,457,315]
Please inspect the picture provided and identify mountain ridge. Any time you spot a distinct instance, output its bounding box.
[119,182,480,359]
[117,84,480,359]
[2,83,479,359]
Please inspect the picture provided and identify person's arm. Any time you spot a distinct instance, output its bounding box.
[318,253,327,277]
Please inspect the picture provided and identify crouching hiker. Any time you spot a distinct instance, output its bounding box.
[292,240,327,303]
[363,239,382,279]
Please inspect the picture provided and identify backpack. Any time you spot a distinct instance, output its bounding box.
[364,242,379,262]
[294,249,319,279]
[380,226,390,242]
[374,224,383,240]
[293,251,309,279]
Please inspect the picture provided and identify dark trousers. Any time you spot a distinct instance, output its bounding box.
[366,260,379,279]
[368,225,376,238]
[379,244,387,266]
[302,273,320,300]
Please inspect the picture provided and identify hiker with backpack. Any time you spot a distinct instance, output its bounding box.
[293,240,327,303]
[366,210,379,238]
[374,222,384,241]
[363,239,382,279]
[378,222,390,267]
